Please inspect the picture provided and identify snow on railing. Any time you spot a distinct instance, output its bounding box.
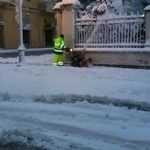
[74,14,145,49]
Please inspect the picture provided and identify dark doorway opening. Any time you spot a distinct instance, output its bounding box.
[0,25,4,48]
[45,29,54,47]
[23,30,30,48]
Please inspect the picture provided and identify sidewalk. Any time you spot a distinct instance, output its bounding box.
[0,54,150,111]
[0,48,52,57]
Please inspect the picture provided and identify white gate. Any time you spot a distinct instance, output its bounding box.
[74,14,145,49]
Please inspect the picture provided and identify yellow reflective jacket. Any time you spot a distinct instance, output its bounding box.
[53,36,65,54]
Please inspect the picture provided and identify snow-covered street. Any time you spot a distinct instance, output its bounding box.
[0,101,150,150]
[0,54,150,150]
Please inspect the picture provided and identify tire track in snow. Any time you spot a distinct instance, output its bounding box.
[0,102,150,150]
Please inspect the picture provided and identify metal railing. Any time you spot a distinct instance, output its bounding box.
[74,14,145,49]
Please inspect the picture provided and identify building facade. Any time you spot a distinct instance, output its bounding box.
[0,0,56,49]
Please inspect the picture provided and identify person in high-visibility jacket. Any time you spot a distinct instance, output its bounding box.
[52,34,66,66]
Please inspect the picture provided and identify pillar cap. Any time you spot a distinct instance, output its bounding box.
[53,2,62,10]
[61,0,76,5]
[53,0,81,10]
[145,5,150,11]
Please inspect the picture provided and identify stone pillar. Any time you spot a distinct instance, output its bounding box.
[144,5,150,48]
[53,0,76,62]
[61,3,75,48]
[53,5,62,36]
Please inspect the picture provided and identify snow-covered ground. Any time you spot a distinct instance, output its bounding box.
[0,54,150,150]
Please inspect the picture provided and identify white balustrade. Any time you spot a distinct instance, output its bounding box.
[74,14,145,49]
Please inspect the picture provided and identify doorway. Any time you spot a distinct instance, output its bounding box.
[23,30,30,48]
[44,28,54,47]
[0,25,3,48]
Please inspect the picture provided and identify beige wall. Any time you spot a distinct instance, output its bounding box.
[55,11,62,36]
[62,5,74,48]
[2,6,18,48]
[85,51,150,67]
[54,4,75,48]
[23,0,39,8]
[0,0,56,49]
[30,13,43,48]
